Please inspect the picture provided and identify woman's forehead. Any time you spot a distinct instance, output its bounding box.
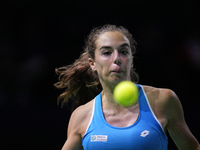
[95,31,130,48]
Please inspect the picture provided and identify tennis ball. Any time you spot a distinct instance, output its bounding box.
[113,81,138,107]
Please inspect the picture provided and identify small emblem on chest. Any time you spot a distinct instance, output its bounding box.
[91,135,108,142]
[140,130,150,137]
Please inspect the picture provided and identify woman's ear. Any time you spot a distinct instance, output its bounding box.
[88,58,96,71]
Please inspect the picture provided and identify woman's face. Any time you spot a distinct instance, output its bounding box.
[89,31,133,86]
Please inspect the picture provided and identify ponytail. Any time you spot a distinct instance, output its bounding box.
[54,52,102,111]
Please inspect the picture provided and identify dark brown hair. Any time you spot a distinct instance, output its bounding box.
[54,24,139,111]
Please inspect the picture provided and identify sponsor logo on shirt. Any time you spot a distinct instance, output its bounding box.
[91,135,108,142]
[140,130,150,137]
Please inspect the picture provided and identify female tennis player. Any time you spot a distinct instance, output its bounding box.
[55,24,200,150]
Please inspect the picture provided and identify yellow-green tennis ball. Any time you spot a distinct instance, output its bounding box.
[113,81,138,107]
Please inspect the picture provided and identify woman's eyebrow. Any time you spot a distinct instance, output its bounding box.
[119,43,130,48]
[99,43,130,51]
[99,46,112,50]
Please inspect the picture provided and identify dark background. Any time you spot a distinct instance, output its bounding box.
[1,0,200,149]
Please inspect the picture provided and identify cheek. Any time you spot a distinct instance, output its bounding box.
[95,58,112,76]
[96,59,110,71]
[124,59,133,72]
[123,57,132,65]
[128,59,133,67]
[94,53,111,69]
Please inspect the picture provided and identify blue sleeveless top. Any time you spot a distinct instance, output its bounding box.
[82,84,168,150]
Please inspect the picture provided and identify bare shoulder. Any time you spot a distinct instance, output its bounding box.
[142,85,182,127]
[68,99,94,137]
[72,100,94,118]
[142,85,179,105]
[142,85,175,95]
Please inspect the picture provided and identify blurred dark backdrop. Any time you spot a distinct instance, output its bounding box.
[1,0,200,149]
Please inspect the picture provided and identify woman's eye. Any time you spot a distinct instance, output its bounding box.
[103,51,111,55]
[121,50,128,55]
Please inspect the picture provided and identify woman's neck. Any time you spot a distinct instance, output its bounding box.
[99,78,132,108]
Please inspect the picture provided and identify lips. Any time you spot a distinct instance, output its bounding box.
[111,69,123,73]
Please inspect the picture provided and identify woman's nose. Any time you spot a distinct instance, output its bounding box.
[114,51,121,65]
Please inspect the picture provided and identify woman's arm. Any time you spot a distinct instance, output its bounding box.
[61,108,83,150]
[61,101,93,150]
[165,90,200,150]
[61,106,87,150]
[62,132,83,150]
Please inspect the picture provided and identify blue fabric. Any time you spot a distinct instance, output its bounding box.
[82,84,168,150]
